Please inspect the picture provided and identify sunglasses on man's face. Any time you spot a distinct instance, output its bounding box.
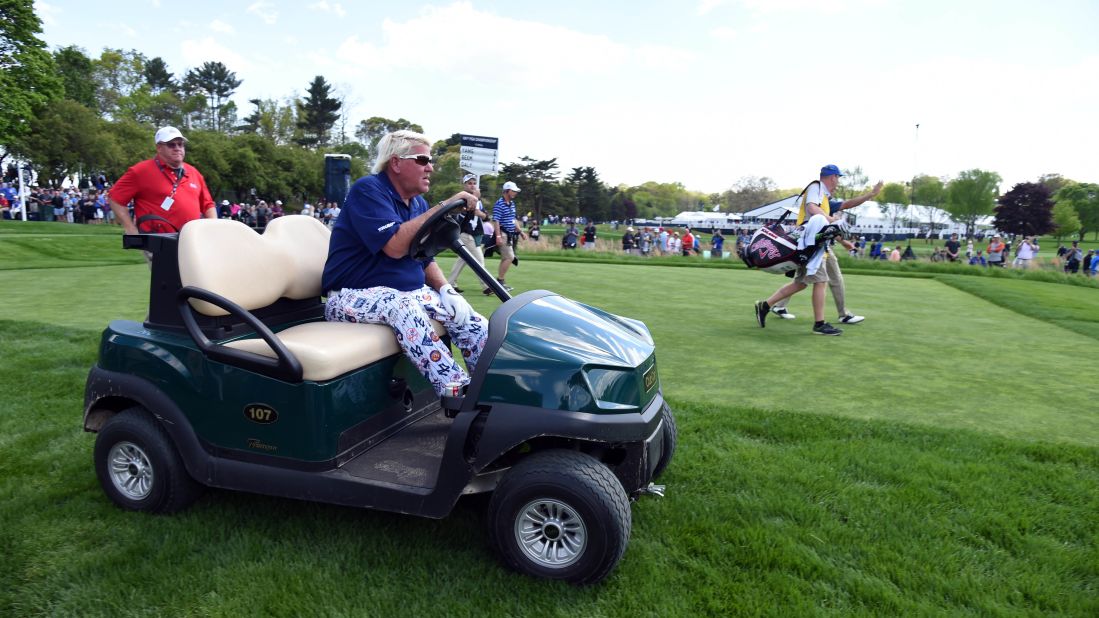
[398,154,433,166]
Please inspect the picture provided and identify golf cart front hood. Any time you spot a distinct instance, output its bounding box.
[477,292,658,413]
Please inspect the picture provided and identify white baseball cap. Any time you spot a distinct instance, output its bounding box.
[275,200,283,205]
[502,181,521,193]
[221,200,230,206]
[154,126,188,144]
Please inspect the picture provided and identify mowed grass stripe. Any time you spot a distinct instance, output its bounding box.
[3,257,1099,446]
[449,258,1099,446]
[937,275,1099,341]
[0,320,1095,616]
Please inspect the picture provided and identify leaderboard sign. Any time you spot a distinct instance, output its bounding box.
[459,135,498,175]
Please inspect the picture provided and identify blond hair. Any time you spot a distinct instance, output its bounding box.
[371,130,432,174]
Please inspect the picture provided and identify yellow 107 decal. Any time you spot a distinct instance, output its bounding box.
[244,404,279,424]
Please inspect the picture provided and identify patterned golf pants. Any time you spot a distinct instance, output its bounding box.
[325,286,488,397]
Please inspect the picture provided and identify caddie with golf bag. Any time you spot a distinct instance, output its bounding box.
[758,178,884,323]
[749,164,853,336]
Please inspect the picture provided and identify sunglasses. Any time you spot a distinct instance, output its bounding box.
[397,154,433,166]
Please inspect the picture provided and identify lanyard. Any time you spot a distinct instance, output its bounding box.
[154,158,184,200]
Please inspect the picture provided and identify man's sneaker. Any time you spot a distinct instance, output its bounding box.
[812,322,843,336]
[483,288,495,295]
[840,314,865,324]
[453,287,464,294]
[772,307,796,319]
[496,280,514,292]
[754,300,768,328]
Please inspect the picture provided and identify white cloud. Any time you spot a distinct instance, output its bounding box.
[210,19,234,34]
[308,1,346,17]
[35,1,60,25]
[634,45,697,70]
[247,1,279,26]
[737,0,884,13]
[696,0,726,16]
[334,2,701,90]
[180,37,253,73]
[710,25,737,41]
[304,50,338,71]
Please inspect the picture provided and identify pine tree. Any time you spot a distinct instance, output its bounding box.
[296,76,341,148]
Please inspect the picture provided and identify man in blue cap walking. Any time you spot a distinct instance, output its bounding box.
[754,164,849,335]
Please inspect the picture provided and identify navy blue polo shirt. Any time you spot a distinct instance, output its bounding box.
[322,172,432,293]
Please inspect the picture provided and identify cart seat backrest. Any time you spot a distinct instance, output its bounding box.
[178,216,330,316]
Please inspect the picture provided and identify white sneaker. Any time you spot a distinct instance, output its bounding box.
[840,314,865,324]
[772,307,796,319]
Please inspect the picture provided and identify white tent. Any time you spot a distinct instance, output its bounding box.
[656,211,743,230]
[741,195,799,220]
[742,195,996,238]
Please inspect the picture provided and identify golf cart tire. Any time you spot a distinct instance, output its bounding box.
[487,450,631,585]
[94,406,204,514]
[652,403,677,480]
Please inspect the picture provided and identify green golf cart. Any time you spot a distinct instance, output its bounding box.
[83,202,675,584]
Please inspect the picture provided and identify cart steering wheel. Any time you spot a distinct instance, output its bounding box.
[135,214,180,234]
[407,198,467,261]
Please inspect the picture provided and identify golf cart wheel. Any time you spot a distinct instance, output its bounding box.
[94,406,203,514]
[652,403,678,480]
[487,450,631,585]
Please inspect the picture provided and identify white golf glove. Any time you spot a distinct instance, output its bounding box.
[438,284,472,325]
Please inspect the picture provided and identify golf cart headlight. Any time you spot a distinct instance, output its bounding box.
[585,368,639,410]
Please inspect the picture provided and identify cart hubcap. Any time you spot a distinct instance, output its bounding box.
[107,441,154,500]
[515,498,587,568]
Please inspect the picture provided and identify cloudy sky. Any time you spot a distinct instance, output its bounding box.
[35,0,1099,193]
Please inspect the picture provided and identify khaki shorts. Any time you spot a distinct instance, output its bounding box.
[794,258,829,285]
[498,235,516,262]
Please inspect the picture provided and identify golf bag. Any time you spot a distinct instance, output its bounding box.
[741,223,805,274]
[741,213,848,275]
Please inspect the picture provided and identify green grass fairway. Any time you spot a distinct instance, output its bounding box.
[449,257,1099,446]
[2,230,1097,616]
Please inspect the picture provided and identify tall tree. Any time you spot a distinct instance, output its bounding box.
[12,98,118,186]
[1037,173,1071,195]
[183,61,241,132]
[143,57,175,93]
[500,156,560,222]
[911,174,947,234]
[608,190,637,222]
[878,182,910,237]
[354,116,423,164]
[836,165,869,199]
[1050,200,1081,241]
[93,48,147,120]
[565,166,609,222]
[295,75,341,148]
[241,98,298,145]
[626,181,699,220]
[1054,183,1099,241]
[433,132,463,158]
[993,182,1054,237]
[720,176,779,212]
[0,0,62,150]
[52,45,97,109]
[944,169,1001,238]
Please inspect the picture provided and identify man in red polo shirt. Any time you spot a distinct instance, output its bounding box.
[108,126,216,234]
